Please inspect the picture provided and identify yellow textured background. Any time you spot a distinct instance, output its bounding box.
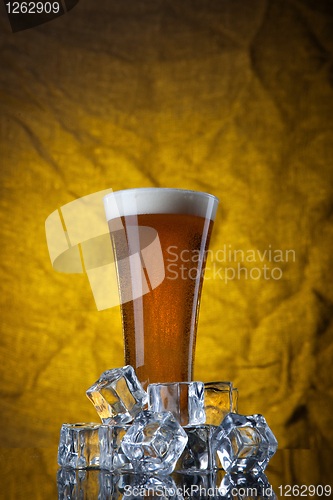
[0,0,333,450]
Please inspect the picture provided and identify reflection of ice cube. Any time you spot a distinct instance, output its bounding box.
[148,382,206,426]
[172,473,211,500]
[99,471,140,500]
[220,471,277,500]
[86,366,147,424]
[57,467,100,500]
[212,413,278,474]
[98,470,129,500]
[57,423,100,468]
[123,475,184,500]
[121,410,188,474]
[175,425,213,473]
[204,382,238,426]
[99,424,133,472]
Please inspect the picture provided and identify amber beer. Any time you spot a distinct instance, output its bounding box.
[103,188,219,389]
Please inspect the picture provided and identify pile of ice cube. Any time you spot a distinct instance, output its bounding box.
[57,365,278,476]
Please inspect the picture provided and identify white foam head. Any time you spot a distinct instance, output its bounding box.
[103,188,219,222]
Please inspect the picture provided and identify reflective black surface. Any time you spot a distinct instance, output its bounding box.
[0,447,332,499]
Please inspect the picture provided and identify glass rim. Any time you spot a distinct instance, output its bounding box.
[147,381,204,388]
[62,423,101,428]
[204,381,233,386]
[103,187,219,204]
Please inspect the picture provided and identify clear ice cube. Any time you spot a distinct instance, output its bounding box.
[148,382,206,426]
[212,413,278,474]
[57,423,100,468]
[86,365,148,424]
[204,382,238,426]
[175,425,213,473]
[98,424,133,472]
[121,410,188,474]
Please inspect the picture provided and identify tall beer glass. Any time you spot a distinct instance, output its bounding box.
[103,188,218,390]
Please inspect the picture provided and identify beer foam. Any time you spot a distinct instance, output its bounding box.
[103,188,219,221]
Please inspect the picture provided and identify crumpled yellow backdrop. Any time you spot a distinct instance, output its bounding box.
[0,0,332,449]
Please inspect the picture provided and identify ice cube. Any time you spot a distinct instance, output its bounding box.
[57,423,100,468]
[212,413,278,474]
[98,424,133,472]
[204,382,238,426]
[121,410,188,474]
[86,365,148,424]
[175,425,213,473]
[148,382,206,426]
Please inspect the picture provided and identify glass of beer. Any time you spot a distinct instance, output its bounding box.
[103,188,219,390]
